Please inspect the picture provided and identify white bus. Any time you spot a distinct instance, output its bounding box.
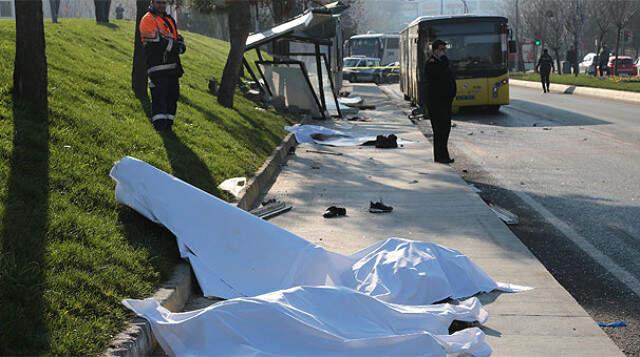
[345,33,400,65]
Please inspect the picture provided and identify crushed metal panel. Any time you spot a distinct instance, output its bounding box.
[259,62,324,118]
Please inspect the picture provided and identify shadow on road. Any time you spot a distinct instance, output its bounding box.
[0,104,50,353]
[453,99,610,128]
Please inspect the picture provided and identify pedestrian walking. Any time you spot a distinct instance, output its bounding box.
[599,46,610,77]
[566,46,578,76]
[424,39,456,164]
[140,0,186,131]
[536,49,554,93]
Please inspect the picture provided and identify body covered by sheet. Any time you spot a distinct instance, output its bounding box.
[110,157,530,303]
[124,286,492,357]
[285,124,413,147]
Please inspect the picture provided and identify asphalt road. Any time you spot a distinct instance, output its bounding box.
[384,84,640,356]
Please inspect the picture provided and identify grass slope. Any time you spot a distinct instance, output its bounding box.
[511,73,640,93]
[0,19,291,355]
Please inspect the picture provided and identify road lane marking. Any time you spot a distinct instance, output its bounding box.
[514,190,640,297]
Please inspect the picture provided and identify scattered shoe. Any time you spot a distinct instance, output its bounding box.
[323,206,347,218]
[369,201,393,213]
[375,134,398,149]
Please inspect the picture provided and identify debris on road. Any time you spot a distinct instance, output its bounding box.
[218,177,247,200]
[489,204,519,225]
[251,200,292,220]
[598,321,626,328]
[323,206,347,218]
[306,149,343,156]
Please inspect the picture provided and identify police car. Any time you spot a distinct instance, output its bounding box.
[343,56,382,83]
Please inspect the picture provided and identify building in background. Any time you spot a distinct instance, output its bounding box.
[0,0,13,18]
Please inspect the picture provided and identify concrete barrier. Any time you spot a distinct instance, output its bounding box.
[510,79,640,104]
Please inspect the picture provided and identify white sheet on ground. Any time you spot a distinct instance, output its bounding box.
[110,157,531,304]
[338,96,363,106]
[285,124,415,147]
[123,286,492,357]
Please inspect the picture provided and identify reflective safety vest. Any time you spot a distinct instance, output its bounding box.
[139,10,181,76]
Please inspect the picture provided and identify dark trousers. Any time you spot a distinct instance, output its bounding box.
[149,74,180,131]
[540,70,551,92]
[427,101,452,161]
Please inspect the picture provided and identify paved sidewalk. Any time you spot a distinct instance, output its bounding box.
[266,84,623,356]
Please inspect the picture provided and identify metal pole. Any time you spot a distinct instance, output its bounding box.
[441,0,444,15]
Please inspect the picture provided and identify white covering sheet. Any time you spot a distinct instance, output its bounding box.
[110,157,530,304]
[285,124,415,147]
[124,286,492,357]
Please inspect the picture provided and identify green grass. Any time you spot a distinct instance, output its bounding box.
[510,72,640,93]
[0,19,292,355]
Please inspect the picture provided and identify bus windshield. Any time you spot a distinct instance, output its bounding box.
[426,22,506,77]
[349,38,380,58]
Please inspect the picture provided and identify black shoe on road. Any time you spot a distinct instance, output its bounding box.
[323,206,347,218]
[369,201,393,213]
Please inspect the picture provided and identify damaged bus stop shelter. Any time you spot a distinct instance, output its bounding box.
[243,1,349,119]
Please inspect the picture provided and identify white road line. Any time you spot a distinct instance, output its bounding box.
[514,190,640,297]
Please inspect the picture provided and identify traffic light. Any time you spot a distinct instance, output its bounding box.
[534,34,541,46]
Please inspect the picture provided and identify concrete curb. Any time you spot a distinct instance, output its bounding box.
[102,132,298,357]
[237,132,297,211]
[102,264,193,357]
[510,79,640,104]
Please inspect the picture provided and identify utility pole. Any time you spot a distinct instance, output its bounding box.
[441,0,444,15]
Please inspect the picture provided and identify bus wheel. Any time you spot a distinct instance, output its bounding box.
[487,105,501,113]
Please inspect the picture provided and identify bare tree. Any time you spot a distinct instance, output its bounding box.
[563,0,587,59]
[14,0,48,112]
[271,0,296,56]
[215,0,254,108]
[94,0,112,22]
[50,0,61,23]
[608,0,640,74]
[191,0,254,108]
[587,0,612,56]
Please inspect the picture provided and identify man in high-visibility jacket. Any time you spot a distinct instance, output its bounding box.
[140,0,186,131]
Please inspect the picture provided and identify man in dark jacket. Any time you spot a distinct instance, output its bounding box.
[536,49,554,93]
[424,40,457,164]
[139,0,186,131]
[599,46,610,77]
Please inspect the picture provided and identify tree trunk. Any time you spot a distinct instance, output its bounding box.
[13,0,48,112]
[94,0,111,23]
[132,0,148,98]
[271,0,294,57]
[553,48,561,73]
[49,0,61,23]
[218,1,252,108]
